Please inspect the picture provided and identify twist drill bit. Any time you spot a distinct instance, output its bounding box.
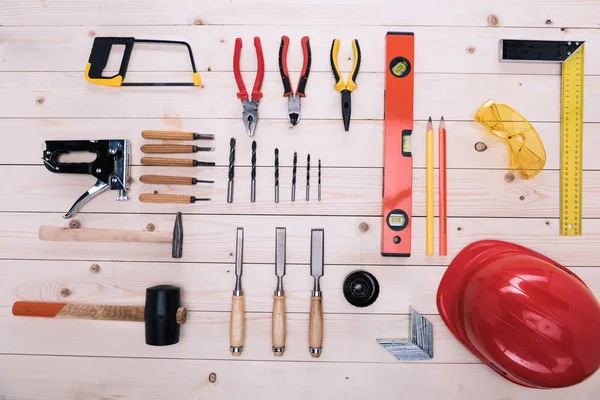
[227,137,236,203]
[291,152,297,202]
[274,148,280,203]
[251,141,257,203]
[306,154,311,201]
[318,159,322,201]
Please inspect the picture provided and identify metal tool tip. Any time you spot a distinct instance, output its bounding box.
[252,140,256,149]
[275,148,279,155]
[230,138,236,146]
[428,116,433,123]
[290,113,299,126]
[441,116,444,121]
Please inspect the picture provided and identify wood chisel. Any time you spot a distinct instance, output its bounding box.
[142,130,214,141]
[500,39,585,236]
[309,229,324,358]
[141,157,215,167]
[230,228,245,356]
[139,175,214,186]
[272,227,287,356]
[139,194,210,204]
[141,144,214,154]
[382,32,414,256]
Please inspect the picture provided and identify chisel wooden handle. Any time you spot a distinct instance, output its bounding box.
[230,294,245,356]
[272,295,286,356]
[140,175,196,186]
[309,295,323,358]
[141,157,196,167]
[139,194,200,204]
[12,302,145,322]
[142,130,196,140]
[141,144,197,154]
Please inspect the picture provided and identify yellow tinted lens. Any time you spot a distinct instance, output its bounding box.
[474,100,546,179]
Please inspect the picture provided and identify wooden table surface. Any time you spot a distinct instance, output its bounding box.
[1,1,600,399]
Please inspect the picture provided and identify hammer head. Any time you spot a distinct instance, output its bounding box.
[144,285,185,346]
[172,212,183,258]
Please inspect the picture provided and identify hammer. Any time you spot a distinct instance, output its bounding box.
[12,285,187,346]
[38,212,183,258]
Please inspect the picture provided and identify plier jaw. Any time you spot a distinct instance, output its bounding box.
[330,39,361,131]
[288,95,301,126]
[340,91,352,131]
[279,36,312,127]
[242,100,259,137]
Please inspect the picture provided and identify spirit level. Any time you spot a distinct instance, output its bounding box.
[85,37,201,87]
[501,39,584,236]
[382,32,414,256]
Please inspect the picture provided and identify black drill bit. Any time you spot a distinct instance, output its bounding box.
[291,152,297,202]
[251,140,257,202]
[227,137,236,203]
[318,159,322,201]
[274,148,280,203]
[306,154,311,201]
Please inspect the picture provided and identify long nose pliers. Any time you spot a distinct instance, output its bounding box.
[278,36,312,126]
[234,37,265,137]
[330,39,361,131]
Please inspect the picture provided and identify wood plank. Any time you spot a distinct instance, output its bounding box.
[0,309,472,363]
[2,213,600,266]
[2,0,600,28]
[0,354,597,400]
[7,165,600,218]
[5,72,600,122]
[2,25,600,74]
[3,118,581,170]
[2,260,597,314]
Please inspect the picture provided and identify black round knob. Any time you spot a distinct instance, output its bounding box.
[343,270,380,308]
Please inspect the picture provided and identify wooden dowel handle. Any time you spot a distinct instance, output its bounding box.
[142,130,195,141]
[141,144,195,154]
[141,157,195,167]
[13,302,145,322]
[309,296,323,358]
[39,226,172,244]
[140,175,195,186]
[230,295,245,356]
[139,194,193,204]
[272,295,286,356]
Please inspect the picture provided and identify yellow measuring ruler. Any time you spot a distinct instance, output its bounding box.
[501,39,585,235]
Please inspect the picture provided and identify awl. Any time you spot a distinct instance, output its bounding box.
[140,175,214,186]
[141,157,215,167]
[139,194,210,204]
[142,130,214,141]
[309,229,324,357]
[230,228,245,356]
[272,227,287,356]
[141,144,214,154]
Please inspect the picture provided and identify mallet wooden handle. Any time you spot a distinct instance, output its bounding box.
[272,295,286,356]
[230,294,245,356]
[142,130,197,141]
[309,296,323,358]
[39,226,172,243]
[141,157,196,167]
[140,175,196,186]
[13,302,145,322]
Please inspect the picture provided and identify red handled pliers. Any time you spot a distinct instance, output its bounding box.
[278,36,311,126]
[233,37,264,137]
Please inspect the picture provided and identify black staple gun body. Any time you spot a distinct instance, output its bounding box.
[43,140,130,218]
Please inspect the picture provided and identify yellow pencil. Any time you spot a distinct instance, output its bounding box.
[426,117,434,256]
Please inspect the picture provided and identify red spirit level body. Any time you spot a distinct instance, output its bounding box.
[382,32,414,256]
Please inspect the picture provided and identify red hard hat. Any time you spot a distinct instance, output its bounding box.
[437,240,600,389]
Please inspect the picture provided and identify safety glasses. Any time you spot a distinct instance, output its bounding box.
[474,100,546,179]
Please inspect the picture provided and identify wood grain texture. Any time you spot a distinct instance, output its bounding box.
[309,296,323,357]
[142,130,197,140]
[39,226,173,243]
[272,295,286,356]
[141,157,197,167]
[229,295,245,356]
[140,144,198,154]
[139,193,195,204]
[139,174,197,185]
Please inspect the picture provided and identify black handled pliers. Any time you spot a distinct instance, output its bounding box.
[279,36,312,126]
[330,39,361,131]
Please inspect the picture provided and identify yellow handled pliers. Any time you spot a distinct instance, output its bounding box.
[330,39,361,131]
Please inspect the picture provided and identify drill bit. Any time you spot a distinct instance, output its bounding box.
[306,154,311,201]
[291,152,297,202]
[274,148,280,203]
[251,140,257,203]
[318,159,322,201]
[227,137,236,203]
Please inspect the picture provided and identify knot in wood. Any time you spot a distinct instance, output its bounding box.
[209,373,217,383]
[146,223,155,232]
[474,142,487,152]
[60,288,72,298]
[504,172,515,183]
[487,14,499,26]
[90,264,101,274]
[35,96,45,105]
[359,222,369,232]
[69,219,81,229]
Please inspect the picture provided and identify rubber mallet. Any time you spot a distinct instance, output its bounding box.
[12,285,187,346]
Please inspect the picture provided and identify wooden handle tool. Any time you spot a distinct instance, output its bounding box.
[141,157,216,167]
[230,228,245,356]
[272,227,287,356]
[39,226,172,243]
[13,302,146,322]
[309,229,324,357]
[139,175,214,186]
[139,194,211,204]
[142,130,214,141]
[141,144,214,154]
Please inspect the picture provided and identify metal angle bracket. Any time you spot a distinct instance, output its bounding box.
[377,307,434,360]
